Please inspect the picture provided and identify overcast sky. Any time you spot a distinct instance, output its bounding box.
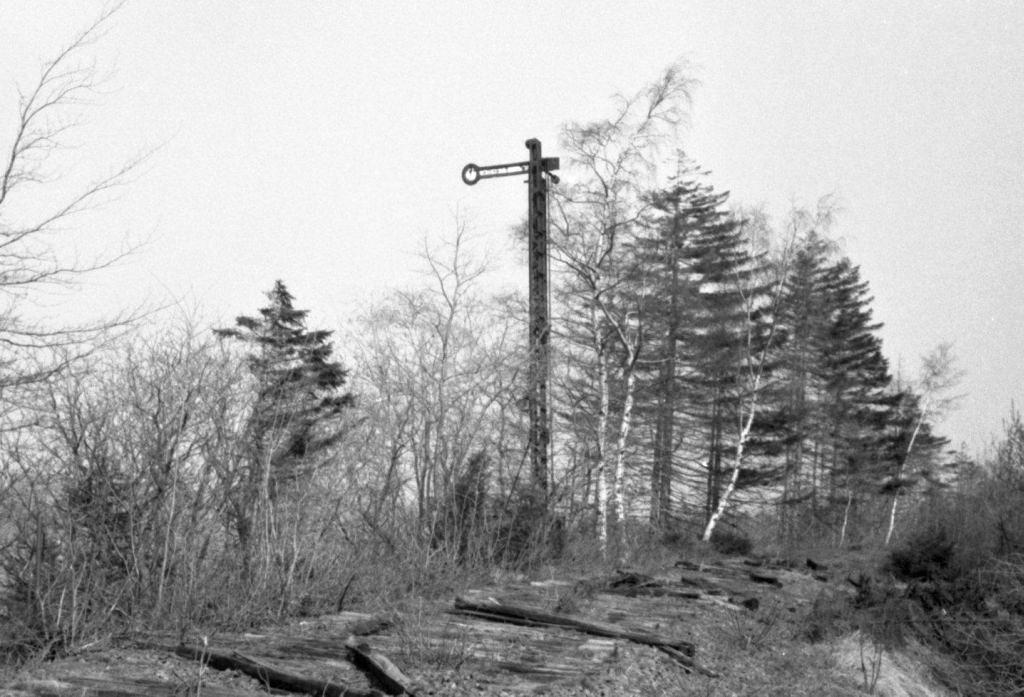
[3,1,1023,454]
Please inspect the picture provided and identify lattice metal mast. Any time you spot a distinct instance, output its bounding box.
[462,140,559,495]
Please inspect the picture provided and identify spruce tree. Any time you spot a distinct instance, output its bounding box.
[630,158,777,526]
[683,208,775,525]
[629,162,715,525]
[776,231,835,539]
[775,239,918,543]
[216,280,354,498]
[818,259,894,521]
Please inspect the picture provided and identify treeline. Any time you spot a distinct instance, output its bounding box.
[0,42,965,660]
[545,68,955,556]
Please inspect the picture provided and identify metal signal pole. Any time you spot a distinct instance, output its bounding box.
[462,139,559,496]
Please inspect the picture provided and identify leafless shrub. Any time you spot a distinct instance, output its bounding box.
[886,411,1024,695]
[922,557,1024,696]
[857,630,884,694]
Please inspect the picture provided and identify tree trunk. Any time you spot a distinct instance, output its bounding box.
[650,374,672,526]
[839,490,853,547]
[593,312,610,557]
[701,413,752,542]
[611,362,637,549]
[884,401,928,545]
[702,372,763,543]
[651,255,681,526]
[705,402,722,524]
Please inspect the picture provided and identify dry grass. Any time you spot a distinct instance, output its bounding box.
[829,634,951,697]
[391,598,472,672]
[530,642,866,697]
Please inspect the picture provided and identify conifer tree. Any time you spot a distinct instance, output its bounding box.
[630,158,778,529]
[774,235,928,544]
[815,259,894,541]
[775,231,835,539]
[216,280,354,499]
[629,161,717,525]
[686,209,775,526]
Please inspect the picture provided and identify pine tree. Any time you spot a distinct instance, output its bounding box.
[216,280,354,499]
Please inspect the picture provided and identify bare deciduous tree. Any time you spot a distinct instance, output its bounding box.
[350,223,525,561]
[0,2,142,388]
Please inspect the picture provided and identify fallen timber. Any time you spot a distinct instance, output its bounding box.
[175,643,384,697]
[344,637,421,696]
[451,596,720,678]
[174,617,418,697]
[747,570,784,587]
[603,570,704,600]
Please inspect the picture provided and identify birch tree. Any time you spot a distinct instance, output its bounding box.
[700,218,794,542]
[552,64,694,555]
[883,342,962,544]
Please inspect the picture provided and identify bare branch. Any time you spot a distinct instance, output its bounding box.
[0,3,144,386]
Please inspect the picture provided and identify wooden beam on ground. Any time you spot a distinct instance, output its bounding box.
[345,637,420,696]
[451,597,719,677]
[748,571,783,587]
[603,571,704,600]
[175,643,384,697]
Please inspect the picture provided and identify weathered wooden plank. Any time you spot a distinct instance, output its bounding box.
[452,596,722,679]
[175,643,384,697]
[5,676,261,697]
[678,571,728,594]
[344,637,420,696]
[453,597,695,654]
[602,571,704,600]
[748,570,783,587]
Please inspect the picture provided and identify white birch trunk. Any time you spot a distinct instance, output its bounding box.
[884,400,928,545]
[612,364,637,543]
[701,401,757,542]
[591,293,643,557]
[699,232,794,544]
[596,371,609,556]
[839,490,853,547]
[596,458,608,555]
[593,309,610,558]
